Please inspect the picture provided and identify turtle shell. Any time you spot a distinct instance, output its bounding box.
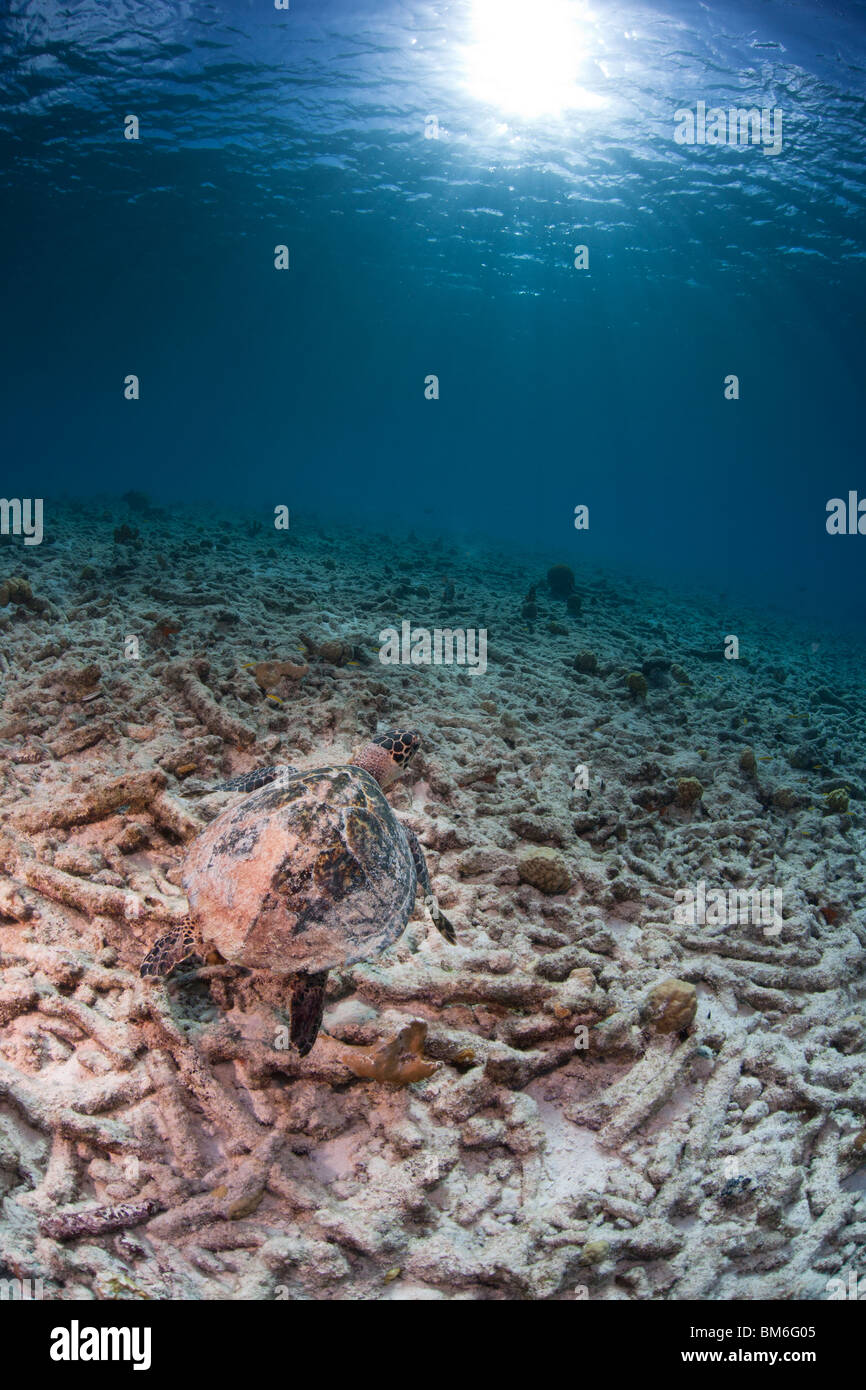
[181,765,416,974]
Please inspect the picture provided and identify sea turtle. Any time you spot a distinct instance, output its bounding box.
[140,729,456,1056]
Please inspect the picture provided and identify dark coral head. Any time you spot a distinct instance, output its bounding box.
[547,564,576,597]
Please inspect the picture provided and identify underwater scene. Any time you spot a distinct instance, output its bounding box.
[1,0,866,1322]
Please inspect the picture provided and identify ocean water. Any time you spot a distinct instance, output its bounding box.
[2,0,865,619]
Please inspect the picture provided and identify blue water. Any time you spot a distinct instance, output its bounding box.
[2,0,865,631]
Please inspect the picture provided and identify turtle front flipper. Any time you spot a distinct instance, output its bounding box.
[423,894,456,945]
[289,969,329,1056]
[403,825,457,946]
[140,919,197,978]
[426,896,456,945]
[212,764,298,794]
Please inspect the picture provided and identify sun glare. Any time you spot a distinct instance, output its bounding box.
[464,0,595,120]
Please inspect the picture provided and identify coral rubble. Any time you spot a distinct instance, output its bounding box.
[0,503,864,1301]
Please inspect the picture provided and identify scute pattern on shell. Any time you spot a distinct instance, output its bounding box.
[181,765,417,974]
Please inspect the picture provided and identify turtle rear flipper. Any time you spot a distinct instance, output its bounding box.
[140,921,197,978]
[289,970,329,1056]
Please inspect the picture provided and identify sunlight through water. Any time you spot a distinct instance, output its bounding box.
[462,0,603,119]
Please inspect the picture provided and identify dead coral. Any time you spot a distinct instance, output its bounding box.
[1,506,865,1302]
[48,722,110,758]
[40,1199,162,1241]
[166,659,255,747]
[12,768,167,832]
[0,825,187,926]
[319,1021,438,1085]
[0,577,48,613]
[245,657,308,691]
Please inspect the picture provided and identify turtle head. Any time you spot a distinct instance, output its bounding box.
[350,728,421,790]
